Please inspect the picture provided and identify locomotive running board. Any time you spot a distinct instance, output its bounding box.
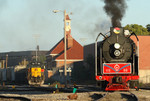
[105,83,129,91]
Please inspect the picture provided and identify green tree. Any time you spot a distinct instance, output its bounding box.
[146,24,150,32]
[124,24,150,35]
[19,59,29,66]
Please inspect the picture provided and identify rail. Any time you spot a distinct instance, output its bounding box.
[128,91,139,101]
[0,95,31,101]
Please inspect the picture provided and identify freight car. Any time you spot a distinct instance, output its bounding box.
[27,62,45,85]
[95,27,139,91]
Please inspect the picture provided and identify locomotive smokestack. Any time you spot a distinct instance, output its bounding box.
[103,0,127,27]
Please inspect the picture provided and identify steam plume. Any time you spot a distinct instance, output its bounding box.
[103,0,127,27]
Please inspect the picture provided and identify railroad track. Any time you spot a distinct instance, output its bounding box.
[93,91,138,101]
[0,85,81,101]
[0,95,31,101]
[139,87,150,90]
[123,91,138,101]
[89,91,138,101]
[90,92,108,101]
[77,86,139,101]
[76,85,139,101]
[0,85,139,101]
[0,85,55,92]
[0,85,76,94]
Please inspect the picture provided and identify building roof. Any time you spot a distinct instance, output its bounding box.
[48,38,64,55]
[131,35,150,70]
[48,37,83,61]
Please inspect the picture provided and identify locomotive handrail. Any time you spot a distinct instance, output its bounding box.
[96,33,106,41]
[95,33,105,76]
[128,32,139,41]
[128,32,139,75]
[104,31,110,36]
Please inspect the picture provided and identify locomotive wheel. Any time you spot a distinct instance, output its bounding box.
[96,81,101,87]
[28,80,32,85]
[96,81,107,90]
[40,81,44,85]
[129,81,139,88]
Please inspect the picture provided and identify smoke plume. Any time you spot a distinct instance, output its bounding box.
[103,0,127,27]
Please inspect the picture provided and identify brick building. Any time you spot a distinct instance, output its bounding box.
[46,14,83,82]
[131,36,150,83]
[46,37,83,70]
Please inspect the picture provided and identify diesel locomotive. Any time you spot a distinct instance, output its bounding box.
[95,27,139,91]
[27,62,45,85]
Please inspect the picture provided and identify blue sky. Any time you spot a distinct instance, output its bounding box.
[0,0,149,52]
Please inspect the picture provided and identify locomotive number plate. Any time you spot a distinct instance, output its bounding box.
[103,63,131,74]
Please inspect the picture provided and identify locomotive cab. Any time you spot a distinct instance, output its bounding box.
[95,27,139,91]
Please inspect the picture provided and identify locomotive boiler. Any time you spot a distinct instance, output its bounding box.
[95,27,139,91]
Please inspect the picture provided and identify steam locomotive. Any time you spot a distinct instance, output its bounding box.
[27,62,45,86]
[95,27,139,91]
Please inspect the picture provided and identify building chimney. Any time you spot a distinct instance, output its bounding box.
[67,34,73,48]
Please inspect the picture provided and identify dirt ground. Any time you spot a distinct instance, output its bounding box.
[0,89,150,101]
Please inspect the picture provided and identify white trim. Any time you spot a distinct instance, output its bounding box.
[55,59,83,62]
[46,54,58,57]
[50,54,58,56]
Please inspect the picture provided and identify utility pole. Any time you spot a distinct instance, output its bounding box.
[64,10,67,87]
[6,54,8,69]
[53,9,71,88]
[3,54,8,87]
[33,34,40,62]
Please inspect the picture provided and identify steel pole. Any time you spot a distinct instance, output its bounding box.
[36,47,37,62]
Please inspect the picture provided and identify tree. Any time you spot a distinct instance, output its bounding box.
[124,24,150,35]
[19,59,29,66]
[146,24,150,32]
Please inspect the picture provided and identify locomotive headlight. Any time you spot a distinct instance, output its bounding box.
[114,50,121,56]
[114,43,120,49]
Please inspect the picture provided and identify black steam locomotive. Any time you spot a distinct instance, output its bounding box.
[95,27,139,91]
